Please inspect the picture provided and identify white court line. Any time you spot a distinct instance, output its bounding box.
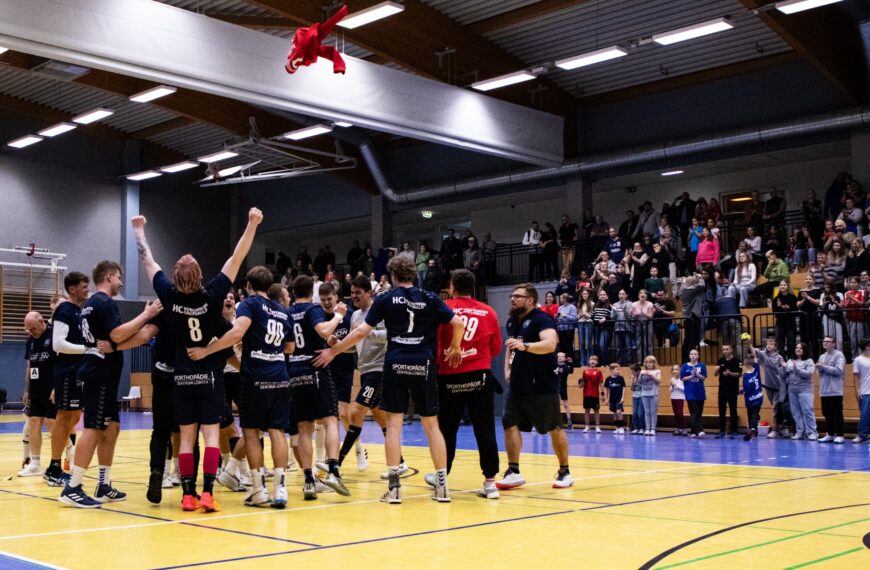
[0,549,68,569]
[0,462,723,542]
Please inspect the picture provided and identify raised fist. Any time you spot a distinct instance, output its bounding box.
[131,215,147,230]
[248,208,263,225]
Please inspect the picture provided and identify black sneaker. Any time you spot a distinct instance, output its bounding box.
[715,432,727,439]
[147,470,163,504]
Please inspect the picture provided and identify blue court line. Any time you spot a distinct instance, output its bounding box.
[0,552,56,569]
[0,488,321,548]
[152,471,848,570]
[523,495,614,505]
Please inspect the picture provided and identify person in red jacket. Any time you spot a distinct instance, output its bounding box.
[432,269,503,499]
[579,355,604,433]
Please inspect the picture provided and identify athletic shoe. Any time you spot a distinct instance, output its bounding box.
[423,472,436,487]
[18,463,42,477]
[147,470,163,504]
[59,484,101,508]
[314,479,334,494]
[286,458,298,472]
[715,432,726,439]
[477,480,499,499]
[314,460,329,473]
[244,487,272,508]
[379,463,410,480]
[649,430,656,437]
[272,486,287,509]
[631,429,640,435]
[566,424,573,431]
[380,486,401,504]
[265,467,274,479]
[94,484,127,503]
[690,433,697,438]
[239,472,253,488]
[582,427,590,433]
[302,480,317,501]
[595,427,602,434]
[818,435,833,443]
[672,430,681,436]
[767,431,777,439]
[170,473,181,487]
[697,431,706,438]
[321,473,351,496]
[199,492,220,513]
[161,473,173,489]
[432,473,450,503]
[43,469,69,487]
[834,436,844,444]
[357,448,369,472]
[552,471,574,489]
[217,469,245,492]
[852,435,866,443]
[743,431,752,441]
[807,434,818,441]
[791,433,803,440]
[181,494,199,511]
[495,471,526,490]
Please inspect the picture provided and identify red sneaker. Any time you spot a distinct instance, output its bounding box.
[181,494,200,511]
[199,492,221,513]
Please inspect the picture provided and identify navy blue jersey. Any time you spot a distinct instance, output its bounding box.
[25,324,55,399]
[236,296,291,380]
[79,291,123,376]
[287,302,327,368]
[743,364,764,408]
[364,286,454,362]
[506,308,558,394]
[149,311,175,371]
[604,375,626,403]
[153,270,232,374]
[52,301,84,375]
[325,308,356,378]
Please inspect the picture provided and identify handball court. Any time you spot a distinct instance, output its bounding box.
[0,414,867,569]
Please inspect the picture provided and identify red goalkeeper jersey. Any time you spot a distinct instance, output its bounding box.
[437,297,502,375]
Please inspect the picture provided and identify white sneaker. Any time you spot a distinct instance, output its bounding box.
[161,471,173,489]
[552,471,574,488]
[699,341,707,347]
[697,431,706,438]
[423,472,436,487]
[314,479,334,493]
[432,472,450,503]
[852,435,866,443]
[239,472,253,488]
[286,459,298,472]
[379,463,410,480]
[315,461,329,474]
[582,427,590,433]
[265,467,274,479]
[18,463,41,477]
[595,427,602,434]
[380,485,401,504]
[356,448,369,472]
[170,473,180,487]
[495,471,526,490]
[218,469,245,492]
[807,434,818,441]
[817,435,833,443]
[649,430,656,436]
[791,433,802,440]
[477,480,499,499]
[272,486,287,509]
[244,487,271,508]
[834,436,845,444]
[766,431,777,439]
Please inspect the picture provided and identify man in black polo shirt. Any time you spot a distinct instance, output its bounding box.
[497,283,572,491]
[19,312,56,477]
[715,344,742,438]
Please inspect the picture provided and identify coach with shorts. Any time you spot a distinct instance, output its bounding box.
[497,283,573,490]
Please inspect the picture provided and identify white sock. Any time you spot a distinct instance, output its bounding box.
[253,467,265,491]
[240,458,251,476]
[221,452,231,466]
[226,457,240,475]
[314,425,325,462]
[287,454,297,468]
[30,455,41,467]
[435,468,447,485]
[354,439,363,453]
[22,423,30,461]
[70,465,86,487]
[163,459,172,477]
[274,467,285,492]
[98,465,111,486]
[172,457,180,475]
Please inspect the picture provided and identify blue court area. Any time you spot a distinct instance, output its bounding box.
[4,412,868,473]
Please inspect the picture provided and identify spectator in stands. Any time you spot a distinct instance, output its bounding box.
[589,216,609,254]
[714,282,742,355]
[375,274,391,296]
[827,220,856,251]
[297,246,312,270]
[276,250,291,276]
[772,280,798,358]
[556,293,578,358]
[802,190,824,247]
[658,215,673,243]
[441,228,464,272]
[611,289,635,365]
[618,210,639,245]
[660,227,680,280]
[540,223,560,280]
[558,215,579,274]
[555,273,576,303]
[627,242,650,295]
[397,242,415,264]
[816,335,845,443]
[639,355,661,436]
[824,173,848,221]
[629,364,644,434]
[783,342,818,440]
[541,291,558,319]
[843,277,865,359]
[695,198,709,224]
[632,290,655,362]
[755,250,789,300]
[592,290,612,362]
[422,258,442,293]
[681,349,708,437]
[463,236,482,273]
[677,275,707,362]
[521,222,543,282]
[669,365,687,436]
[819,282,844,352]
[792,227,815,269]
[844,238,867,282]
[745,191,765,237]
[797,270,822,356]
[361,247,375,277]
[744,226,762,260]
[671,193,696,248]
[733,252,757,308]
[636,202,660,240]
[687,218,703,270]
[825,240,846,285]
[708,198,722,226]
[764,188,787,232]
[839,197,863,238]
[602,272,621,307]
[346,241,362,274]
[415,244,431,288]
[695,228,719,268]
[651,288,676,348]
[341,273,352,298]
[605,227,625,265]
[765,226,784,260]
[648,243,671,284]
[324,263,337,284]
[575,289,594,365]
[462,229,477,250]
[482,232,497,283]
[644,267,665,295]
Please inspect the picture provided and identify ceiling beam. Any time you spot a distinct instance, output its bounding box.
[466,0,591,36]
[581,51,801,106]
[738,1,865,103]
[129,116,195,139]
[210,14,296,29]
[245,0,578,156]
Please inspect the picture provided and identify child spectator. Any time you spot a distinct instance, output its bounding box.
[604,364,626,434]
[669,365,686,436]
[681,349,708,437]
[740,350,764,441]
[556,293,578,358]
[639,355,661,435]
[579,354,604,433]
[576,288,595,366]
[629,363,645,434]
[843,277,865,359]
[754,338,790,438]
[556,352,574,431]
[643,266,665,295]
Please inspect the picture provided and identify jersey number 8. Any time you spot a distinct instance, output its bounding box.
[264,319,285,347]
[188,317,202,342]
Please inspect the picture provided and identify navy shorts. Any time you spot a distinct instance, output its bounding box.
[355,371,384,409]
[80,366,120,430]
[239,378,291,431]
[224,371,241,409]
[288,366,338,423]
[53,368,82,411]
[332,372,354,404]
[173,368,226,426]
[27,396,57,420]
[502,391,562,434]
[381,360,438,417]
[609,401,624,413]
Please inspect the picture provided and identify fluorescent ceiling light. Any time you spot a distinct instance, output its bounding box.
[126,170,162,181]
[337,1,404,29]
[7,135,43,149]
[0,47,8,55]
[775,0,844,14]
[556,46,628,70]
[334,121,353,128]
[37,122,77,137]
[421,210,433,219]
[652,17,734,46]
[198,150,238,163]
[72,108,114,124]
[661,170,684,176]
[471,70,536,92]
[283,124,333,140]
[129,85,177,103]
[160,161,199,173]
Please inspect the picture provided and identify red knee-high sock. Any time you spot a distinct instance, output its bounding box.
[202,447,220,494]
[179,452,196,496]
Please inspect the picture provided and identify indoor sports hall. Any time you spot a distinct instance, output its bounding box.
[0,1,869,569]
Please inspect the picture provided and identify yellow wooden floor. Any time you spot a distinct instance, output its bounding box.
[0,429,867,569]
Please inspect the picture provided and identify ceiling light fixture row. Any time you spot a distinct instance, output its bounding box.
[472,0,845,92]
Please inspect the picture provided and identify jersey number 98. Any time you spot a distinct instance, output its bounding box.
[264,319,285,347]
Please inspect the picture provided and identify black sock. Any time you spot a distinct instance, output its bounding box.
[229,436,240,453]
[327,458,340,477]
[508,462,520,474]
[203,473,215,494]
[304,468,314,483]
[558,464,570,475]
[69,433,76,445]
[338,425,362,465]
[48,459,62,473]
[388,472,400,490]
[181,476,196,496]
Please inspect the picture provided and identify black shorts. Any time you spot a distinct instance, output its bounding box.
[224,371,241,409]
[220,400,236,429]
[583,396,600,410]
[559,376,569,401]
[609,401,624,413]
[438,369,493,395]
[27,396,56,419]
[355,371,384,409]
[502,391,562,434]
[333,372,354,404]
[381,360,438,417]
[239,379,291,431]
[53,368,82,411]
[173,369,226,426]
[81,368,120,430]
[288,367,338,423]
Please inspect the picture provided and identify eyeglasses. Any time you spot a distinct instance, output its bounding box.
[510,294,530,299]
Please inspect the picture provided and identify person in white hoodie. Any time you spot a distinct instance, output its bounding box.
[781,342,817,440]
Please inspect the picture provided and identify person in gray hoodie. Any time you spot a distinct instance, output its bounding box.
[815,335,845,443]
[781,342,817,440]
[677,275,707,362]
[754,338,792,438]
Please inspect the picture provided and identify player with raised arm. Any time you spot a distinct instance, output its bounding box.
[314,256,464,504]
[188,266,294,508]
[132,207,262,512]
